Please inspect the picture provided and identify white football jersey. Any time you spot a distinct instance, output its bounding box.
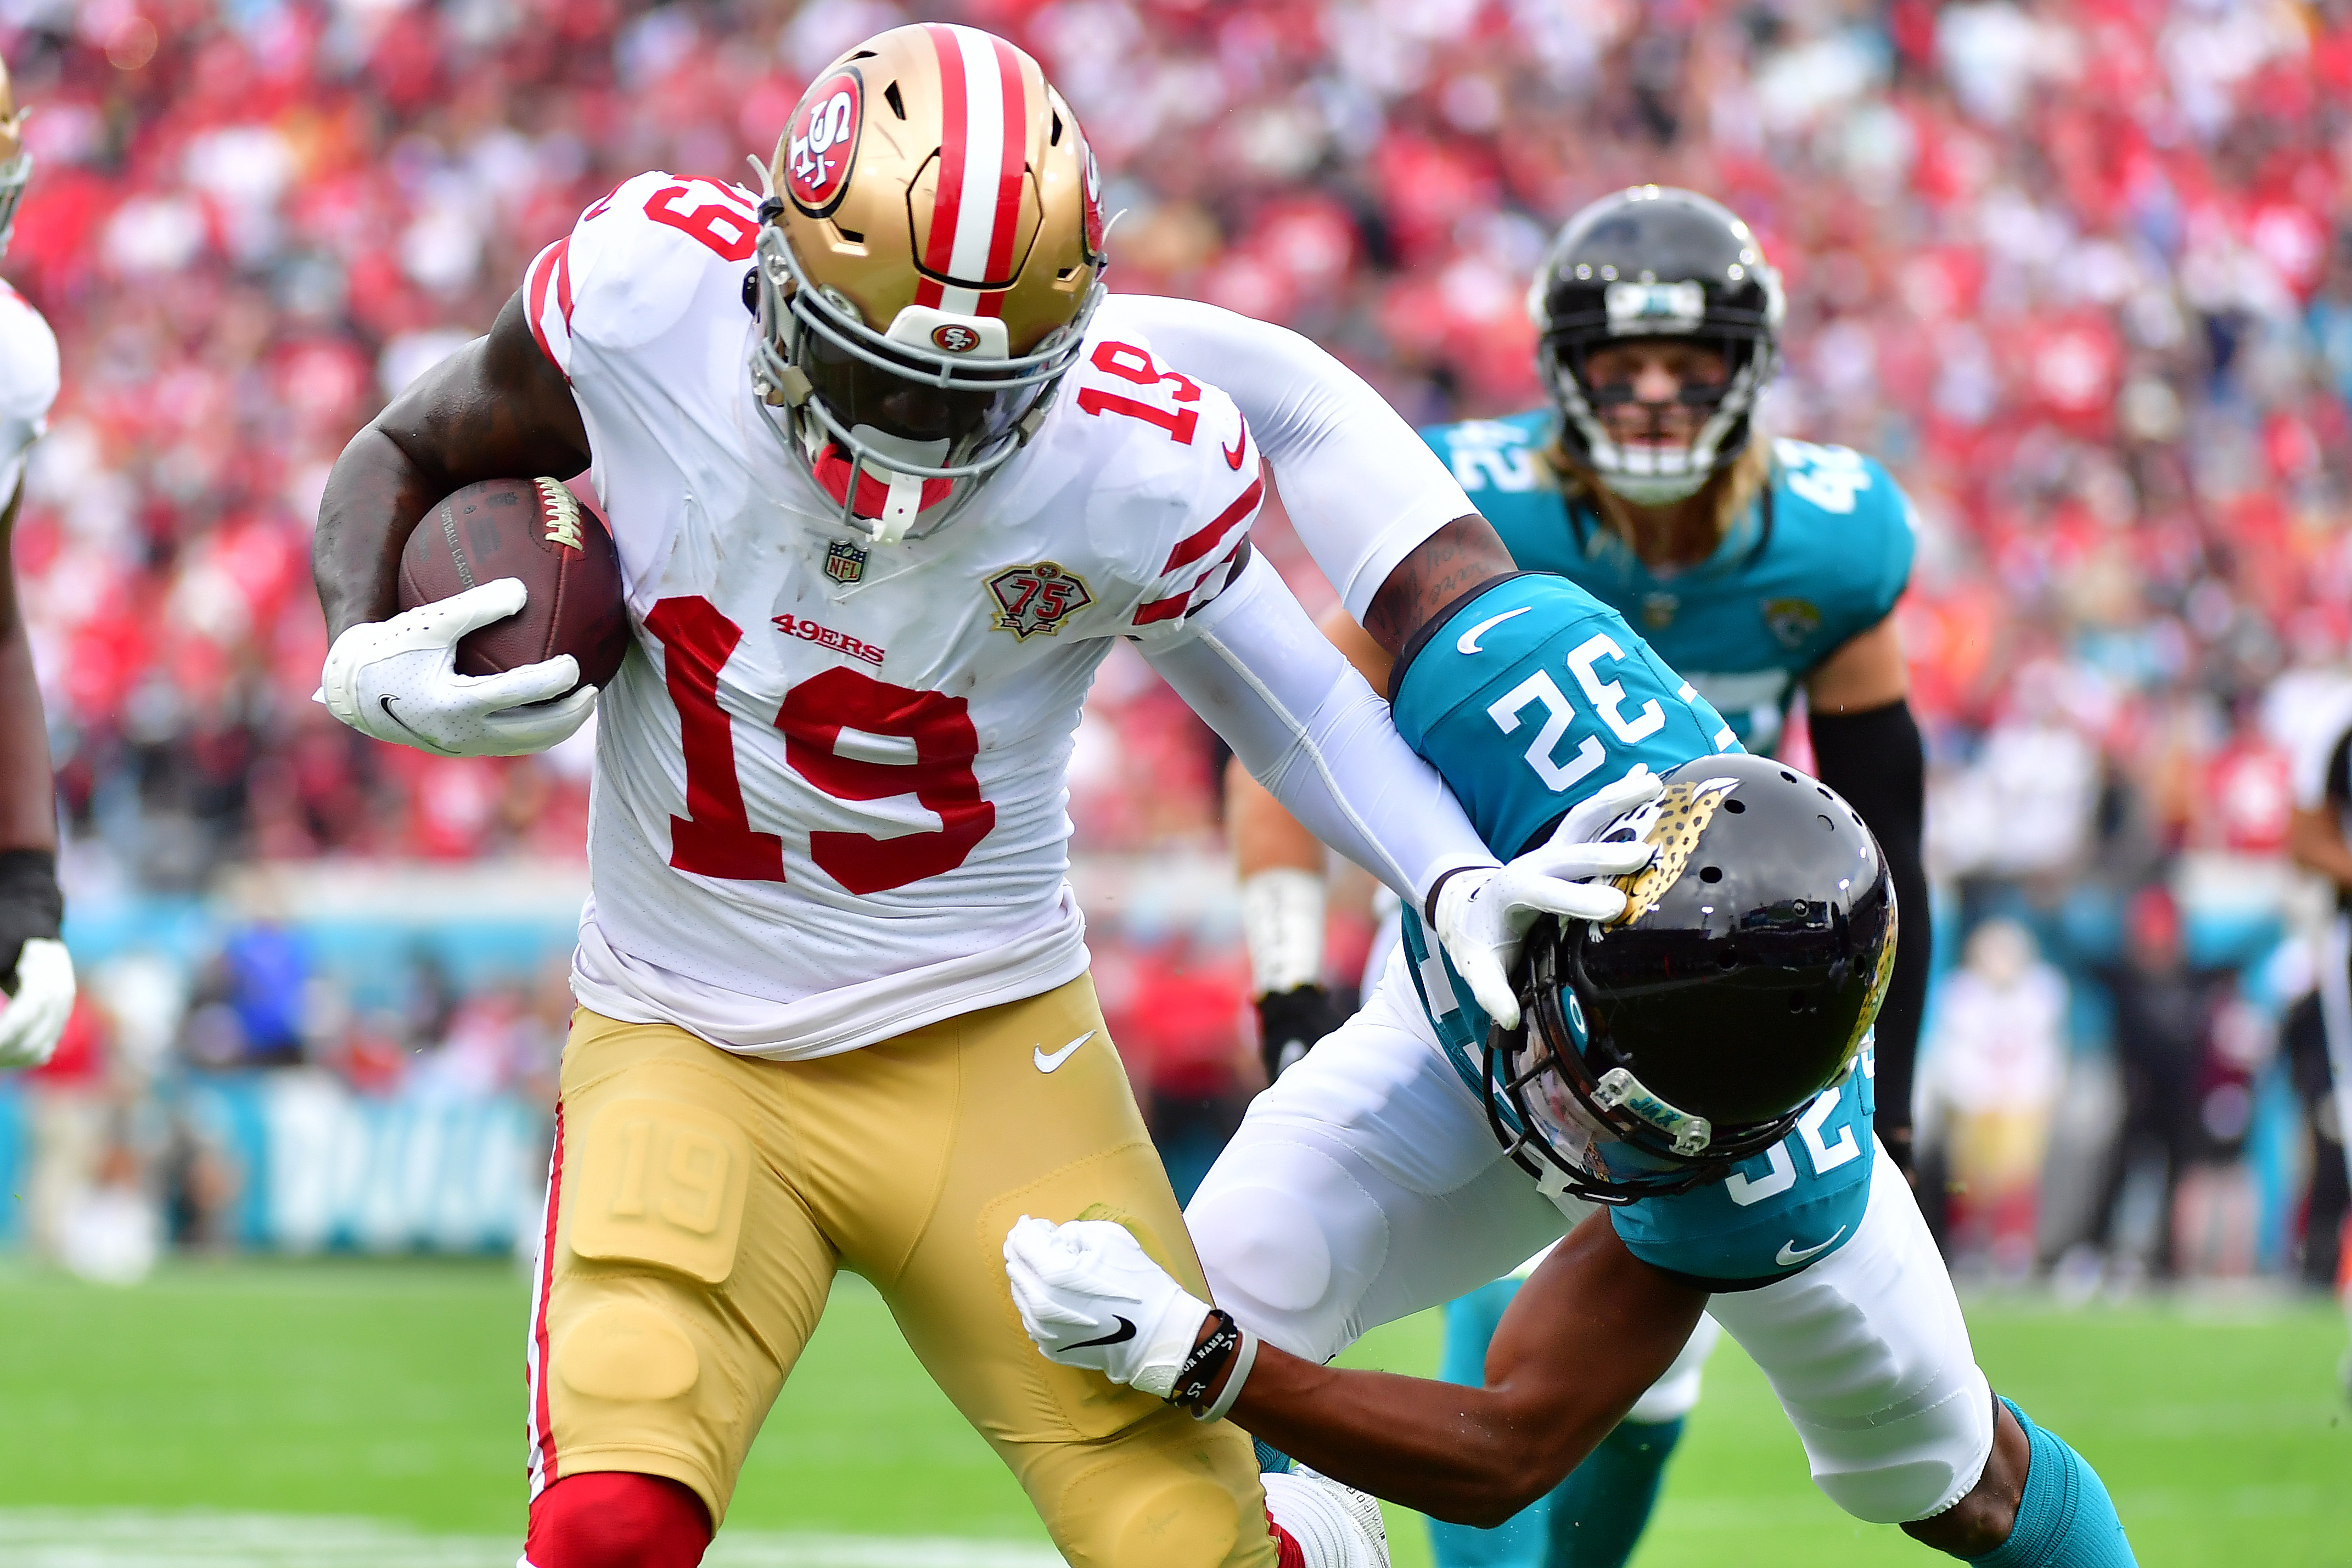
[525,173,1264,1060]
[0,280,58,504]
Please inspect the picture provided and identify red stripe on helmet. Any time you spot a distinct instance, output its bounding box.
[920,24,968,283]
[976,37,1029,317]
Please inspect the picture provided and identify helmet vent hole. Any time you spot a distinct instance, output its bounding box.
[1049,109,1064,144]
[849,49,880,60]
[1717,946,1739,970]
[833,223,865,244]
[1817,785,1832,799]
[884,81,907,119]
[1818,814,1835,831]
[1722,798,1746,814]
[1779,770,1797,783]
[1699,865,1722,883]
[1787,990,1809,1013]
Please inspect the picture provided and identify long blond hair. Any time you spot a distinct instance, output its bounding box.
[1539,435,1773,560]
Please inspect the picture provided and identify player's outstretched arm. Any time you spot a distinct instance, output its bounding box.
[1115,295,1518,655]
[1806,615,1930,1177]
[314,288,590,640]
[1009,1209,1707,1526]
[1148,554,1647,1026]
[311,291,600,759]
[1231,605,1396,1077]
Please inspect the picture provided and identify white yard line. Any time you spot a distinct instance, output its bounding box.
[0,1511,1065,1568]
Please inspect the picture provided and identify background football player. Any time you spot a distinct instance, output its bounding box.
[1195,187,1929,1566]
[0,53,75,1074]
[1010,570,2136,1568]
[310,23,1625,1568]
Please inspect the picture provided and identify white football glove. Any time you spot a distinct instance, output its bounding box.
[318,578,597,758]
[1430,766,1666,1029]
[1004,1215,1211,1399]
[0,938,76,1069]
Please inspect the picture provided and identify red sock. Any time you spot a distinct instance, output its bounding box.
[1268,1509,1307,1568]
[525,1472,712,1568]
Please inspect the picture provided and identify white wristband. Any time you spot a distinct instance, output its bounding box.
[1241,868,1326,997]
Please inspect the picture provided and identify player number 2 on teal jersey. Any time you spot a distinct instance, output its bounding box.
[1486,633,1672,794]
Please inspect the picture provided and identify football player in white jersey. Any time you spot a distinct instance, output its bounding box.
[311,24,1634,1568]
[0,54,76,1074]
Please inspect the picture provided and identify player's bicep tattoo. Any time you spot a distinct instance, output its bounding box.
[1363,513,1517,655]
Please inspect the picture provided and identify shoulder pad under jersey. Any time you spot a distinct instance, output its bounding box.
[1766,439,1916,637]
[1021,311,1266,640]
[524,171,762,374]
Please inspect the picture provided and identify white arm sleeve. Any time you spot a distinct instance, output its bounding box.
[1114,295,1473,621]
[1145,553,1496,908]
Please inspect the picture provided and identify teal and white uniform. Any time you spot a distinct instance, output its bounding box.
[1186,575,1996,1526]
[1424,417,1916,754]
[1384,572,1875,1285]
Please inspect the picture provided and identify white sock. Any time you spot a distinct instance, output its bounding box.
[1262,1466,1389,1568]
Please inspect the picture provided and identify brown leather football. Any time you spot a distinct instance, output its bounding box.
[396,477,630,691]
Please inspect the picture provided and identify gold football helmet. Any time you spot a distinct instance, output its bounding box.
[0,57,29,255]
[749,23,1108,544]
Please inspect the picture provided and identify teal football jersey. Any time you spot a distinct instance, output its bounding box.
[1390,573,1875,1286]
[1422,413,1916,753]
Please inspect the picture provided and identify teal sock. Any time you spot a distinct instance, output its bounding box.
[1253,1438,1293,1476]
[1966,1399,2136,1567]
[1543,1415,1685,1568]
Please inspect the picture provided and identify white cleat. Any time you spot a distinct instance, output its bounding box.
[1263,1464,1390,1567]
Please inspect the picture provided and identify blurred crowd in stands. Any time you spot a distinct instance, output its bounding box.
[3,0,2352,1286]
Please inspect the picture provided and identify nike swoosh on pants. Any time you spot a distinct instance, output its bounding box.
[1033,1030,1097,1073]
[1775,1226,1846,1267]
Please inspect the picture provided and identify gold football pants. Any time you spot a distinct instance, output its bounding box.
[525,978,1276,1567]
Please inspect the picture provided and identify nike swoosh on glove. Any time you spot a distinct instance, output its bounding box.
[317,578,598,758]
[0,938,75,1069]
[1003,1215,1211,1398]
[1430,766,1665,1029]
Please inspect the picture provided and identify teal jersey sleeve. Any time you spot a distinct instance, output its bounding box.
[1388,572,1734,859]
[1388,571,1730,1103]
[1610,1047,1877,1286]
[1767,439,1916,650]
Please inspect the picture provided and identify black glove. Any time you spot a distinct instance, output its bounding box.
[1256,983,1354,1083]
[0,848,63,992]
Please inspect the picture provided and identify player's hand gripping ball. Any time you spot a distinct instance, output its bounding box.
[319,478,630,758]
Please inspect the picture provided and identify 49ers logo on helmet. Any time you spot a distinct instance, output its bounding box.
[1081,140,1105,260]
[786,70,862,216]
[931,323,982,353]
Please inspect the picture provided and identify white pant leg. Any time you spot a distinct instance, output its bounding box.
[1188,951,1571,1362]
[1705,1137,1994,1524]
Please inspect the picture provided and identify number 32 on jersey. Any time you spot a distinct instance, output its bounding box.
[642,597,994,896]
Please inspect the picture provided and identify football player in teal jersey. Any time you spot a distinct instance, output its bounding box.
[1224,187,1930,1568]
[1013,571,2137,1568]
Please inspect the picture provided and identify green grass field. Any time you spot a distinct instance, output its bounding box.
[0,1258,2346,1565]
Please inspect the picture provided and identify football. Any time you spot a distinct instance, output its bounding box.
[395,476,631,692]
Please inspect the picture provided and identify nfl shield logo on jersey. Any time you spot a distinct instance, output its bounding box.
[988,561,1093,640]
[825,540,868,584]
